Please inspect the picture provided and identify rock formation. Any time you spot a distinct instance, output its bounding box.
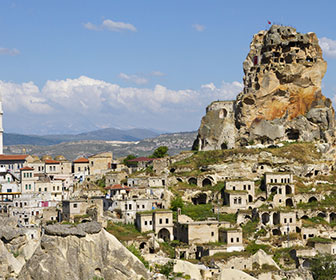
[0,219,149,280]
[194,25,335,150]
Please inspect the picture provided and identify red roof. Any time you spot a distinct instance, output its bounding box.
[20,166,34,171]
[128,157,158,162]
[73,157,89,163]
[0,155,29,161]
[44,159,60,164]
[105,184,130,191]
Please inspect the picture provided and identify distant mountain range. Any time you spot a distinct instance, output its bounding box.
[3,131,198,160]
[4,128,160,146]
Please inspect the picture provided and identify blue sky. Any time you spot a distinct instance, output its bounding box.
[1,0,336,134]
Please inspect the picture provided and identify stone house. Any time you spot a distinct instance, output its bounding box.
[315,242,336,255]
[0,154,32,176]
[44,159,62,175]
[88,152,113,175]
[219,228,244,252]
[136,210,173,241]
[265,172,295,207]
[62,198,103,223]
[73,157,90,180]
[223,190,248,210]
[225,179,255,202]
[109,197,165,223]
[302,227,319,243]
[20,166,37,193]
[175,212,228,245]
[105,171,127,186]
[105,184,131,200]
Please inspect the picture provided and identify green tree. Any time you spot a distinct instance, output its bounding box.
[152,146,168,158]
[123,154,137,167]
[310,254,336,280]
[170,196,183,211]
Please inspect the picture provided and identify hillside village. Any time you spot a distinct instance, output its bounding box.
[1,25,336,280]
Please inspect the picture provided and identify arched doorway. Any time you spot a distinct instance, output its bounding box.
[158,228,171,242]
[202,178,212,187]
[188,177,197,185]
[261,213,270,225]
[192,193,207,205]
[286,198,294,207]
[330,213,336,223]
[308,197,317,203]
[285,185,292,195]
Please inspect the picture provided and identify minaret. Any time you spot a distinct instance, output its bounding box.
[0,101,3,154]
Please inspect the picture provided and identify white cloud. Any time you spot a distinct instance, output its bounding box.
[119,73,148,85]
[0,81,53,114]
[192,24,205,32]
[0,48,20,56]
[151,71,165,77]
[0,76,242,133]
[84,19,137,32]
[319,37,336,58]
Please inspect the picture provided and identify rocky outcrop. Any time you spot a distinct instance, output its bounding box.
[0,220,149,280]
[18,223,149,280]
[194,25,335,150]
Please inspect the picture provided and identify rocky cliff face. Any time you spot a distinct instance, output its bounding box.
[194,25,335,150]
[0,220,149,280]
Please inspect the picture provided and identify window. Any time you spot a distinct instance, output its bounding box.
[73,203,78,208]
[137,205,139,209]
[91,161,94,166]
[142,205,145,209]
[125,204,127,210]
[279,188,282,194]
[243,185,246,190]
[236,237,240,242]
[248,185,251,190]
[149,221,152,225]
[159,218,162,224]
[57,186,59,191]
[49,166,52,171]
[233,186,236,191]
[166,218,169,224]
[78,167,81,171]
[211,232,214,236]
[53,186,55,191]
[53,166,56,171]
[270,179,273,183]
[284,218,287,223]
[231,238,234,243]
[129,204,132,210]
[275,179,277,183]
[144,221,147,225]
[44,187,47,191]
[290,218,292,223]
[238,197,242,204]
[25,184,28,190]
[39,188,41,192]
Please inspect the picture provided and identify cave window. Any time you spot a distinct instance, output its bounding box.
[219,109,227,119]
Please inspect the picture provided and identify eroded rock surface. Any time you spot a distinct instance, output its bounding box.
[194,25,335,150]
[18,225,149,280]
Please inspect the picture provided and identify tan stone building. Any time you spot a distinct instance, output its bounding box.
[88,152,113,175]
[20,166,36,193]
[136,210,173,241]
[73,157,90,180]
[219,228,244,252]
[62,198,103,223]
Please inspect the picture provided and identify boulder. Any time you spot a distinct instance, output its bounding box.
[18,229,149,280]
[218,269,257,280]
